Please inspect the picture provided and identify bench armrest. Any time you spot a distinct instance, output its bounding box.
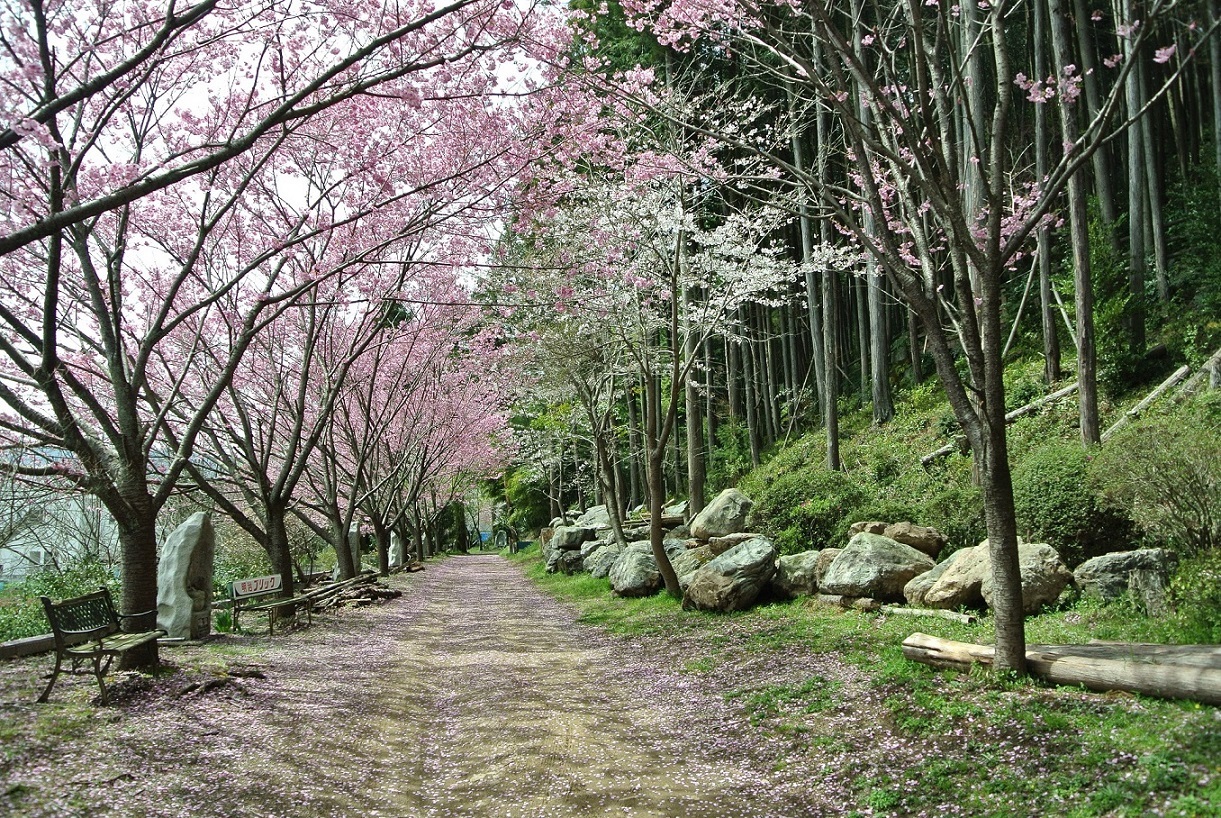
[116,609,156,620]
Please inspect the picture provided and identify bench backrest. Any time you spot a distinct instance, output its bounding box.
[40,587,120,651]
[231,574,283,602]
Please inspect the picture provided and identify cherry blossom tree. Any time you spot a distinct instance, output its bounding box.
[0,0,553,662]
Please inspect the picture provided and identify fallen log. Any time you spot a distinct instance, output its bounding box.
[902,633,1221,706]
[1174,345,1221,401]
[880,605,977,625]
[921,382,1079,466]
[1101,364,1190,443]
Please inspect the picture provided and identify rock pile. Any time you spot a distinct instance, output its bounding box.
[542,489,1152,618]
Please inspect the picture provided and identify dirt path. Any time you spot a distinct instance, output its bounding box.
[2,556,825,817]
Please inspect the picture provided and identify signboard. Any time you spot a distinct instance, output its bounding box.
[231,574,282,600]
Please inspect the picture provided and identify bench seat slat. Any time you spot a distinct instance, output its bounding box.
[64,630,162,657]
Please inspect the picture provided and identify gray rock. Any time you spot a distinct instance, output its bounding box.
[814,548,842,587]
[664,500,689,519]
[555,550,585,576]
[690,488,753,540]
[551,525,590,551]
[389,533,405,568]
[574,505,611,529]
[1074,548,1179,601]
[923,544,991,609]
[904,547,973,607]
[609,550,662,597]
[816,594,882,612]
[820,533,936,602]
[848,521,888,537]
[1128,568,1172,617]
[883,522,948,559]
[771,550,823,599]
[982,542,1073,615]
[672,545,714,592]
[584,544,623,579]
[668,524,692,539]
[683,537,778,612]
[709,532,761,556]
[581,537,608,559]
[544,545,566,573]
[156,512,216,640]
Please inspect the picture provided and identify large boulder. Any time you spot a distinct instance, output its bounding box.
[1074,548,1179,601]
[982,543,1073,615]
[584,544,623,579]
[554,550,585,576]
[672,545,714,592]
[820,533,936,602]
[574,505,611,529]
[609,550,662,597]
[683,537,778,612]
[922,544,991,609]
[883,522,948,560]
[690,489,753,540]
[580,537,608,559]
[708,532,760,556]
[771,550,824,599]
[904,547,975,607]
[814,548,842,587]
[550,525,590,551]
[156,512,216,640]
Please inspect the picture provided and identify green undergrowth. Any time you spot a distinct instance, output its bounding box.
[515,549,1220,817]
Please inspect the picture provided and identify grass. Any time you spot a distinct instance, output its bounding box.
[515,548,1221,817]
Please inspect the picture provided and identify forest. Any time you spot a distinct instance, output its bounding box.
[0,0,1217,677]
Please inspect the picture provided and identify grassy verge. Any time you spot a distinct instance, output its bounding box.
[512,549,1220,818]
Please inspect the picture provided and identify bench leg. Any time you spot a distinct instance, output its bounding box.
[36,655,63,703]
[93,653,109,705]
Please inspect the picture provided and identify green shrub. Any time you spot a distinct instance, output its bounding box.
[1013,441,1135,567]
[747,468,870,555]
[916,483,986,554]
[1167,550,1221,643]
[1091,392,1221,555]
[0,560,119,642]
[707,418,753,493]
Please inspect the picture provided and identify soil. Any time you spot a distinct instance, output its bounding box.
[0,556,843,817]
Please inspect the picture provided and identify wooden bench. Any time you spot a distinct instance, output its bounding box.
[230,574,309,635]
[38,587,164,705]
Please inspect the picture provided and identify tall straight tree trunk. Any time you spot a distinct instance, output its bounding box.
[1035,0,1062,383]
[626,382,643,509]
[741,332,762,466]
[1212,0,1221,215]
[726,335,741,419]
[1139,59,1170,304]
[1074,0,1119,230]
[789,85,829,413]
[813,39,840,469]
[704,339,717,473]
[1050,0,1101,444]
[855,275,870,401]
[852,7,894,423]
[1125,0,1148,354]
[683,288,705,513]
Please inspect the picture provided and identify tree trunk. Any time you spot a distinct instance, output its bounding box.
[1074,0,1119,230]
[1139,57,1170,304]
[1034,0,1062,384]
[683,287,706,513]
[1050,0,1100,444]
[1125,0,1148,355]
[1212,0,1221,217]
[115,500,160,670]
[265,508,297,595]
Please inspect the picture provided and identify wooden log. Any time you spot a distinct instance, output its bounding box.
[881,605,977,625]
[1174,345,1221,402]
[921,382,1079,466]
[902,633,1221,705]
[1101,364,1190,442]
